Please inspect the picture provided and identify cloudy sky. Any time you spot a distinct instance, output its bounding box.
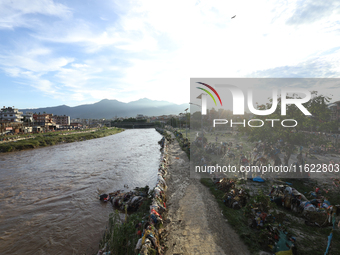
[1,0,340,109]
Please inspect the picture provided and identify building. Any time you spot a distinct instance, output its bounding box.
[0,106,23,123]
[157,115,170,122]
[22,111,34,126]
[70,123,83,129]
[33,113,56,131]
[329,101,340,122]
[0,106,24,134]
[0,122,24,134]
[136,114,146,120]
[52,115,70,126]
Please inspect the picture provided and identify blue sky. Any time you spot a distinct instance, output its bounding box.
[0,0,340,109]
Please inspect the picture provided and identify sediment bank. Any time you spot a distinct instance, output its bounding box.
[0,127,123,153]
[162,130,250,255]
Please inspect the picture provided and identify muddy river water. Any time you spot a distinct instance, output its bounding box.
[0,129,162,254]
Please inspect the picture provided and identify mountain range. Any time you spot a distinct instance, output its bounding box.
[20,98,190,119]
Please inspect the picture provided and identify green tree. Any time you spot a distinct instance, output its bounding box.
[246,91,333,165]
[167,117,179,127]
[190,112,202,130]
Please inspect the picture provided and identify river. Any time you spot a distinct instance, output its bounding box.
[0,129,162,254]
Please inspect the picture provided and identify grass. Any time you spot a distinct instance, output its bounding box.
[0,127,124,153]
[176,128,189,139]
[201,177,340,255]
[99,197,152,255]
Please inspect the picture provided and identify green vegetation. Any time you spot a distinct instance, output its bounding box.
[170,120,340,254]
[201,178,340,255]
[0,127,124,153]
[112,117,147,124]
[99,197,152,255]
[173,130,190,159]
[243,91,339,164]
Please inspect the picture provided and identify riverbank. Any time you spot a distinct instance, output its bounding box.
[186,129,340,254]
[96,128,170,254]
[162,131,250,255]
[96,128,249,254]
[200,177,340,255]
[0,127,124,153]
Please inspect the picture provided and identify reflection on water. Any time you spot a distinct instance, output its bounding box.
[0,129,162,254]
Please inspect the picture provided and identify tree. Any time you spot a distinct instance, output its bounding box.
[190,112,202,130]
[167,117,179,128]
[154,121,162,127]
[246,91,333,165]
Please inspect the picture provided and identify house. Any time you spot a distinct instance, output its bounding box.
[22,111,34,125]
[0,106,24,134]
[136,114,146,120]
[33,113,56,131]
[70,123,83,129]
[0,106,23,123]
[52,115,71,126]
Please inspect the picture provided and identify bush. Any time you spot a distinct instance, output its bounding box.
[100,197,152,255]
[5,146,13,152]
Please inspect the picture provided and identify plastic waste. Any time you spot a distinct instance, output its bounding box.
[99,194,110,202]
[252,176,265,182]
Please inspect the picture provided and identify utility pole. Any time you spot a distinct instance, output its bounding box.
[184,108,188,138]
[179,113,181,131]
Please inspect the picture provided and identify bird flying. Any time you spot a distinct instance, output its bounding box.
[231,15,236,19]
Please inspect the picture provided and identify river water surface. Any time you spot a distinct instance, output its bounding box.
[0,129,162,254]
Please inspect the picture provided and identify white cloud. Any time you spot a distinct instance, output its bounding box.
[286,0,340,26]
[0,53,73,73]
[1,0,340,107]
[0,0,71,29]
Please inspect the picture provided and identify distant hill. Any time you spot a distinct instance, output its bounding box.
[20,98,190,119]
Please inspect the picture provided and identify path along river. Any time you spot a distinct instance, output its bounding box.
[0,129,162,255]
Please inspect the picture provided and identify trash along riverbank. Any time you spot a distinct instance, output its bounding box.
[0,127,123,153]
[172,127,340,255]
[96,128,171,254]
[96,128,250,255]
[95,127,339,254]
[159,128,250,255]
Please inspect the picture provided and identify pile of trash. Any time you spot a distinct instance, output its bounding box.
[270,185,308,211]
[223,188,249,209]
[269,185,340,227]
[244,191,297,254]
[213,178,298,254]
[156,127,172,144]
[99,186,149,212]
[215,178,236,192]
[109,187,149,212]
[134,135,169,254]
[158,136,166,148]
[96,134,169,255]
[214,178,249,209]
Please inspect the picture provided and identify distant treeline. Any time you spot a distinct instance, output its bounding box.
[113,118,147,123]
